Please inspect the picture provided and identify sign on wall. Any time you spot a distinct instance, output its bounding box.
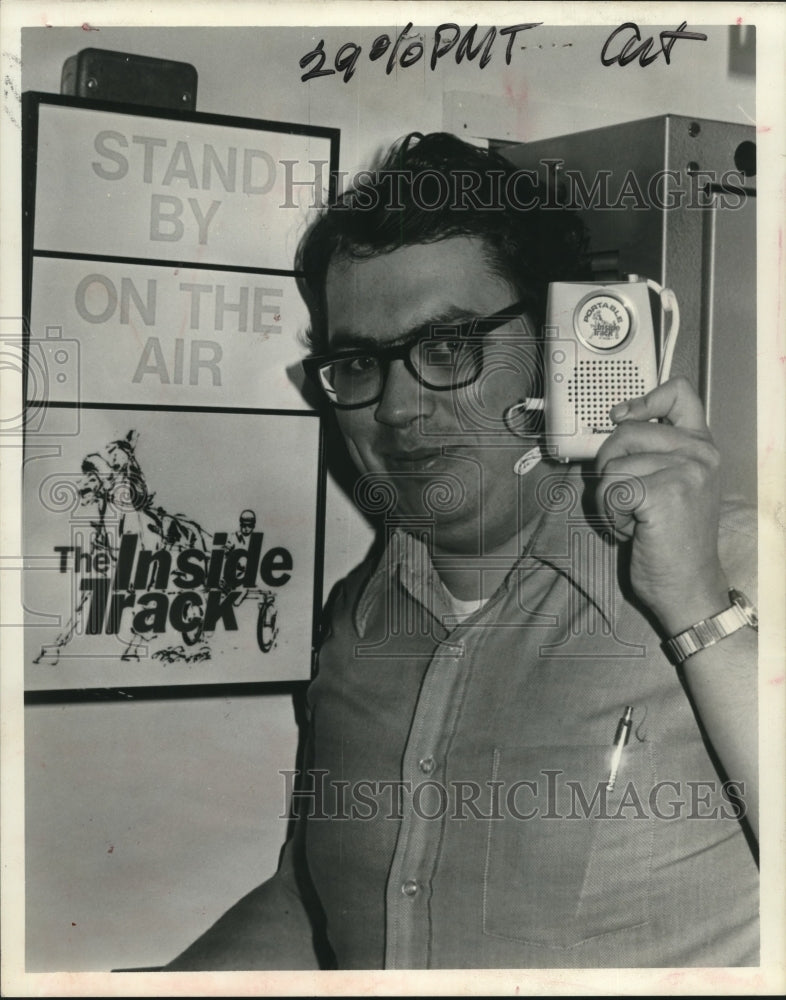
[24,408,322,689]
[22,93,339,690]
[32,101,335,270]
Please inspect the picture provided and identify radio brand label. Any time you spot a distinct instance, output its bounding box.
[576,294,631,350]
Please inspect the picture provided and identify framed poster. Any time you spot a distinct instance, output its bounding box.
[23,407,322,689]
[21,93,339,690]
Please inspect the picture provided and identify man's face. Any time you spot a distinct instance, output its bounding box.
[325,236,543,553]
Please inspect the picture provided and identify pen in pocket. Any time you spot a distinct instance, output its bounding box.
[607,705,633,792]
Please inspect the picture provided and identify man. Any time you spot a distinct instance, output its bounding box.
[168,133,758,970]
[230,509,258,549]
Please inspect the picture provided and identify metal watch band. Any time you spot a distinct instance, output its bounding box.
[662,589,758,665]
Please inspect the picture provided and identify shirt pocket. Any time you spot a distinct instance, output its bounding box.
[483,743,655,950]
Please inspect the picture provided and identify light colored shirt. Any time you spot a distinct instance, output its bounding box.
[302,475,758,968]
[170,474,759,970]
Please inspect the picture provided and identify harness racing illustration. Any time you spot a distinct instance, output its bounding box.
[33,430,280,665]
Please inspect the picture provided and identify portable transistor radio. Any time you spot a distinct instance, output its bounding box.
[541,275,678,462]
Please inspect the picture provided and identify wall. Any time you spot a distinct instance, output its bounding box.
[20,21,756,970]
[25,694,300,970]
[22,24,756,177]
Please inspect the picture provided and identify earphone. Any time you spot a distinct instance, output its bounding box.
[503,398,545,426]
[503,398,546,477]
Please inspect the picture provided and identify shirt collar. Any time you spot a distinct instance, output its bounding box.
[353,467,618,637]
[353,527,457,637]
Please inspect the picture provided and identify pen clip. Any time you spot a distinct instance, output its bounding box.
[614,705,634,744]
[607,705,634,792]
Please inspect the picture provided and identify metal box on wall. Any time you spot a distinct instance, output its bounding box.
[498,115,757,502]
[61,48,198,110]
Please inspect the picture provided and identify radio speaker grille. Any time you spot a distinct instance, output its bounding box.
[566,360,648,431]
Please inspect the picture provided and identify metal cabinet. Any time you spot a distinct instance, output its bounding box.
[498,115,757,501]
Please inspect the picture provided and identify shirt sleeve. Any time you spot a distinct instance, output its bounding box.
[164,804,330,971]
[164,580,357,972]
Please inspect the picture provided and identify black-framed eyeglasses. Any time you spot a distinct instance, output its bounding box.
[302,298,534,410]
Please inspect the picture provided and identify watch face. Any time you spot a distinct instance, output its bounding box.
[730,588,759,629]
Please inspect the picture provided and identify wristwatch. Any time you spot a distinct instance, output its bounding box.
[662,588,758,665]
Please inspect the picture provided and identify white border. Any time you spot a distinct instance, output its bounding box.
[2,3,784,996]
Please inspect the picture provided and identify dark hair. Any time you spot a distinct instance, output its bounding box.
[295,131,589,354]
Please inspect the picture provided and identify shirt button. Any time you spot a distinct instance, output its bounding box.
[418,756,435,775]
[401,879,419,897]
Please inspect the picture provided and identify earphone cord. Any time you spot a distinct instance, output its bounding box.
[645,277,680,384]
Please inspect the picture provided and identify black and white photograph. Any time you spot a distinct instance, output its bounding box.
[1,2,784,996]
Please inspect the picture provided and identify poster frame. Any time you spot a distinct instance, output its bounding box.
[20,90,339,702]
